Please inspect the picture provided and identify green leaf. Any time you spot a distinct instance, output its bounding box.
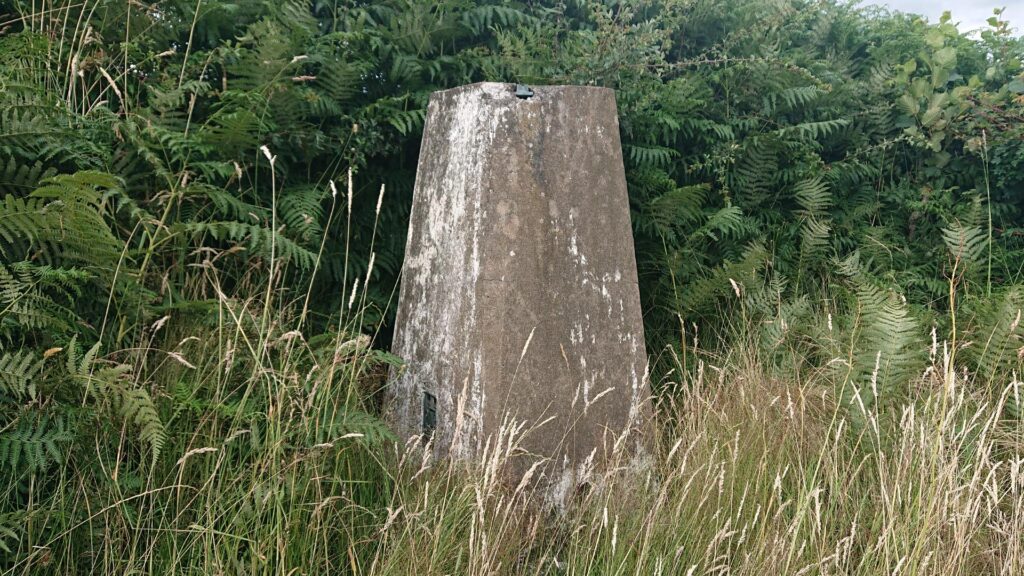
[921,106,943,127]
[933,47,957,69]
[898,94,920,116]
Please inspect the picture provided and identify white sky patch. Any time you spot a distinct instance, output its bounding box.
[865,0,1023,35]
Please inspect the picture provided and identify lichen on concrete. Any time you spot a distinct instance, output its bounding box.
[389,82,650,503]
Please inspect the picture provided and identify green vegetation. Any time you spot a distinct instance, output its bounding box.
[1,0,1022,574]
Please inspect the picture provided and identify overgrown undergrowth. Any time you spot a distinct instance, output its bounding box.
[3,282,1022,574]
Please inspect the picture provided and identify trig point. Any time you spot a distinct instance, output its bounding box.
[389,82,649,503]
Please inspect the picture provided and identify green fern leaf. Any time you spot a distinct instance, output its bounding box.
[941,220,987,267]
[0,350,43,400]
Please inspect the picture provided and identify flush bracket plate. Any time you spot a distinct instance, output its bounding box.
[422,391,437,441]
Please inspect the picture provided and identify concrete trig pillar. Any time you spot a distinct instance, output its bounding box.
[389,82,649,503]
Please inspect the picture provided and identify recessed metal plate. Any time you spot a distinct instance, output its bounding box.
[422,391,437,440]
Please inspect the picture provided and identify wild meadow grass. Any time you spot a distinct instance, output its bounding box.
[1,145,1021,575]
[370,342,1024,575]
[2,167,1021,575]
[6,252,1023,575]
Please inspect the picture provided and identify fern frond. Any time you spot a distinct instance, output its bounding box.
[0,172,124,269]
[0,194,48,255]
[0,262,88,337]
[0,350,43,400]
[730,142,777,199]
[793,176,832,215]
[626,144,679,169]
[0,411,71,477]
[775,118,850,140]
[942,220,987,268]
[67,341,166,463]
[184,184,268,222]
[0,156,55,196]
[387,109,426,137]
[0,511,25,555]
[678,243,767,316]
[313,61,368,106]
[180,221,318,270]
[689,206,746,243]
[644,182,710,242]
[313,407,397,448]
[963,288,1024,381]
[799,217,832,259]
[779,85,825,110]
[835,253,925,414]
[279,186,327,244]
[461,5,535,35]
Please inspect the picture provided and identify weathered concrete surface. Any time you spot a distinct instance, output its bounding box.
[388,82,649,503]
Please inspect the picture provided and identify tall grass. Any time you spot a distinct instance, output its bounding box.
[368,342,1024,575]
[6,232,1023,574]
[2,158,1021,576]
